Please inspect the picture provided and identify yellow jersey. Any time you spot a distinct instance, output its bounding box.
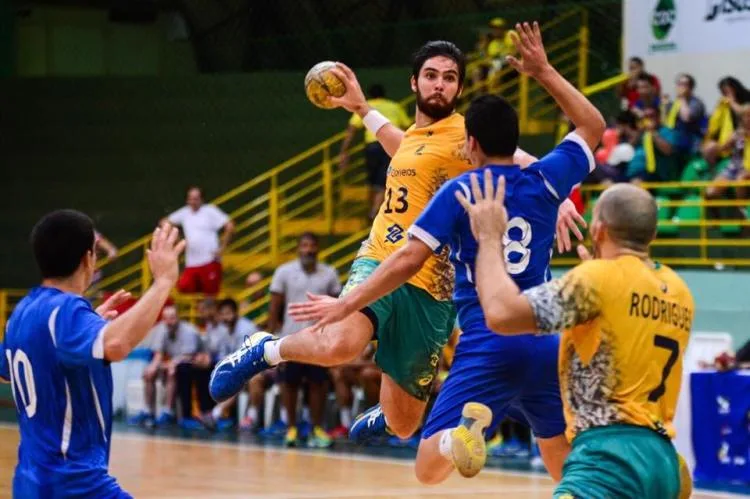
[524,255,694,442]
[356,113,471,301]
[349,98,412,144]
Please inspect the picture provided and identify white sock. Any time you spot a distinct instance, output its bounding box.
[264,338,285,365]
[246,406,258,422]
[340,407,352,428]
[280,407,288,424]
[211,406,223,420]
[438,429,454,459]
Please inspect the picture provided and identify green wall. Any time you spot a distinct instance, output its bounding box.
[15,7,196,77]
[0,68,412,287]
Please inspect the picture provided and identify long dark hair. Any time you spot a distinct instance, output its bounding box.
[719,76,750,104]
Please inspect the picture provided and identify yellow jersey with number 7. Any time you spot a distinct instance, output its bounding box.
[545,256,694,442]
[356,113,471,302]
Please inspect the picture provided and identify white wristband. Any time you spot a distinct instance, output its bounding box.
[362,110,390,135]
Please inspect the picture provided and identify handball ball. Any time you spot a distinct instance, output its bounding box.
[305,61,346,109]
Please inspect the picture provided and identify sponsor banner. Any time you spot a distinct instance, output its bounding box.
[625,0,750,56]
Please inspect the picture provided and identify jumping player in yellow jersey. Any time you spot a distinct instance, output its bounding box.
[458,177,694,499]
[209,39,582,448]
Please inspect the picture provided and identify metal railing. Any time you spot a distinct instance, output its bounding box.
[0,8,594,333]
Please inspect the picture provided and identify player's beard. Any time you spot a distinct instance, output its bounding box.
[416,89,457,121]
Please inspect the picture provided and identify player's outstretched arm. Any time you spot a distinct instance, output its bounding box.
[101,224,186,362]
[328,63,404,157]
[288,239,432,328]
[506,22,605,151]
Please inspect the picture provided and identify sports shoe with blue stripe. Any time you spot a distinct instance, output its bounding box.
[209,331,275,402]
[349,404,390,443]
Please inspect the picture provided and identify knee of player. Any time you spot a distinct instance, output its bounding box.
[414,461,443,485]
[387,419,419,440]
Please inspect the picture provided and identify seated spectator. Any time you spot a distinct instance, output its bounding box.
[705,104,750,211]
[328,343,381,439]
[703,77,750,165]
[626,107,679,184]
[195,297,223,334]
[240,271,267,327]
[663,73,706,159]
[632,73,661,118]
[137,305,201,428]
[269,233,341,448]
[587,111,638,184]
[195,298,259,430]
[619,57,661,111]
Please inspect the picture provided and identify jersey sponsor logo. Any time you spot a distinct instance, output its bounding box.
[385,224,405,244]
[628,292,692,332]
[387,167,417,177]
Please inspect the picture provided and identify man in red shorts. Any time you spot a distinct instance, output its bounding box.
[164,186,234,295]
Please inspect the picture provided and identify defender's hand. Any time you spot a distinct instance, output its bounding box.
[288,293,353,329]
[505,22,551,79]
[556,198,587,253]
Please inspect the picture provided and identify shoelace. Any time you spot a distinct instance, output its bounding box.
[366,406,383,428]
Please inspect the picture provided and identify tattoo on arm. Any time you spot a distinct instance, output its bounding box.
[522,276,601,334]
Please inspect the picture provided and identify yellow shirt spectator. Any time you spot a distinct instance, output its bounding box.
[349,97,411,144]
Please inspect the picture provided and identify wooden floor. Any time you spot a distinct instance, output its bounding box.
[0,426,739,498]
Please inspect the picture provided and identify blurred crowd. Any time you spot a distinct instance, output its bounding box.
[574,57,750,219]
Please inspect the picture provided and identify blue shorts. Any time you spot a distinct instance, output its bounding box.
[422,331,565,440]
[14,469,133,499]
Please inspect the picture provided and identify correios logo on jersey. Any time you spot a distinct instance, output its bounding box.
[649,0,677,52]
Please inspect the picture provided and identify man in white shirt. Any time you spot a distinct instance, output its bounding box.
[164,186,234,295]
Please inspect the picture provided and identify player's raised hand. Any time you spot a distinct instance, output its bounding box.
[147,223,186,286]
[327,62,370,115]
[288,292,352,329]
[455,168,508,243]
[555,198,587,253]
[505,22,551,79]
[576,244,593,261]
[95,289,132,320]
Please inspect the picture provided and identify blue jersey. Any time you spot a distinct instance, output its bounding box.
[1,286,126,498]
[409,133,594,343]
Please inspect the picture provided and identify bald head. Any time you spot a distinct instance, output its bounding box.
[595,184,657,252]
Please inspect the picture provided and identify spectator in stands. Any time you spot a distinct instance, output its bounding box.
[94,231,118,259]
[626,107,679,184]
[663,73,706,160]
[195,298,259,430]
[486,18,517,78]
[163,186,234,295]
[620,56,661,110]
[339,84,411,220]
[195,297,224,334]
[328,344,381,439]
[240,271,267,327]
[588,111,638,184]
[269,232,341,447]
[632,73,661,118]
[139,305,201,428]
[703,77,750,165]
[705,104,750,209]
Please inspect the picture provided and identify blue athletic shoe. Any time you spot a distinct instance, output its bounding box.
[349,404,389,443]
[209,332,275,403]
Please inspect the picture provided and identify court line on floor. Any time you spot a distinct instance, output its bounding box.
[168,486,553,499]
[0,424,745,498]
